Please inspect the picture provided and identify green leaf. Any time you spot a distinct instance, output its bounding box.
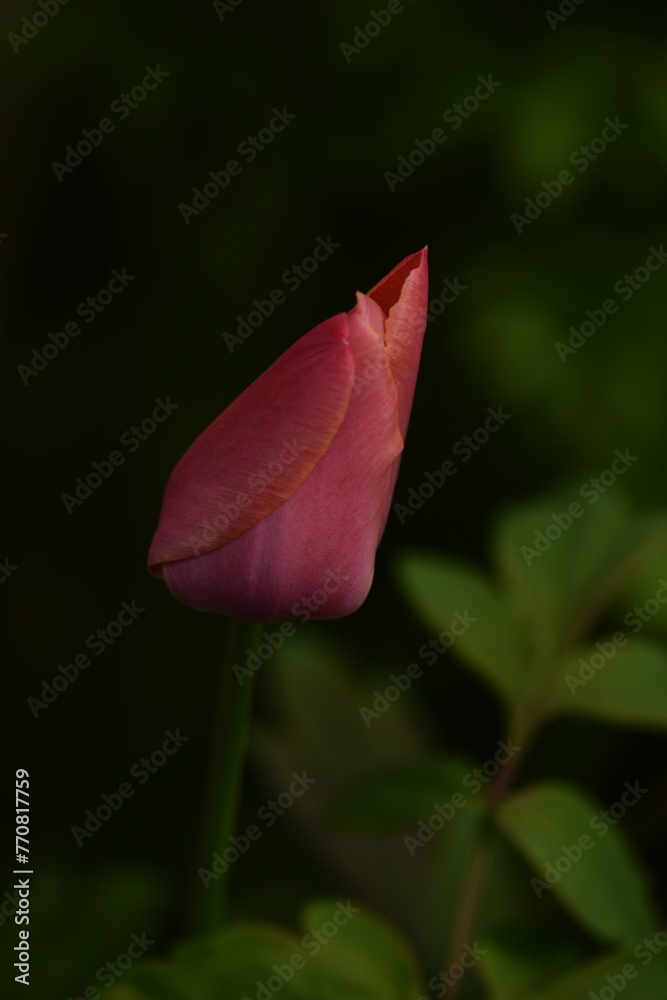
[108,924,307,1000]
[298,899,425,999]
[549,637,667,729]
[477,922,589,1000]
[525,945,667,1000]
[496,782,658,947]
[330,754,477,832]
[565,514,667,642]
[610,544,667,639]
[106,902,426,1000]
[255,632,431,776]
[394,549,526,703]
[105,964,202,999]
[493,487,635,657]
[492,492,664,658]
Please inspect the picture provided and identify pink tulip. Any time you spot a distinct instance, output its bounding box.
[148,248,428,622]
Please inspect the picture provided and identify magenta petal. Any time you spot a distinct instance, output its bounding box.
[148,313,354,573]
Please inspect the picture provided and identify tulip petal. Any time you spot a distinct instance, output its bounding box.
[148,313,355,574]
[163,299,405,620]
[368,248,429,438]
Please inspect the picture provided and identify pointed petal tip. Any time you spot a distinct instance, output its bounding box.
[366,248,429,315]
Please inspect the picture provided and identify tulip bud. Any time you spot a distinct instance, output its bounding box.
[148,248,429,621]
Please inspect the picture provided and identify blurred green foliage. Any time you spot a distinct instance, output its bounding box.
[88,493,667,997]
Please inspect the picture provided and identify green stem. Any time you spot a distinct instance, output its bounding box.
[445,829,492,1000]
[445,731,525,1000]
[196,618,262,933]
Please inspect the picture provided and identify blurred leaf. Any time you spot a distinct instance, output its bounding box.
[330,754,477,832]
[562,515,667,643]
[492,492,664,659]
[106,966,199,1000]
[395,550,526,703]
[549,637,667,730]
[611,548,667,639]
[255,633,431,775]
[491,492,616,656]
[298,899,425,999]
[477,922,589,1000]
[496,782,658,947]
[525,945,667,1000]
[107,901,425,1000]
[109,923,306,1000]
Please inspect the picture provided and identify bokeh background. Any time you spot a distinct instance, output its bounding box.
[3,0,667,995]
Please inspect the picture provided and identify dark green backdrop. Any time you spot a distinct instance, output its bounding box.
[3,1,667,995]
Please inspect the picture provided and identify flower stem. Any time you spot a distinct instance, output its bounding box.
[445,738,523,1000]
[445,829,492,1000]
[196,618,261,933]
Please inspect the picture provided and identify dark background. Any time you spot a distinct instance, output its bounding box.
[3,0,667,995]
